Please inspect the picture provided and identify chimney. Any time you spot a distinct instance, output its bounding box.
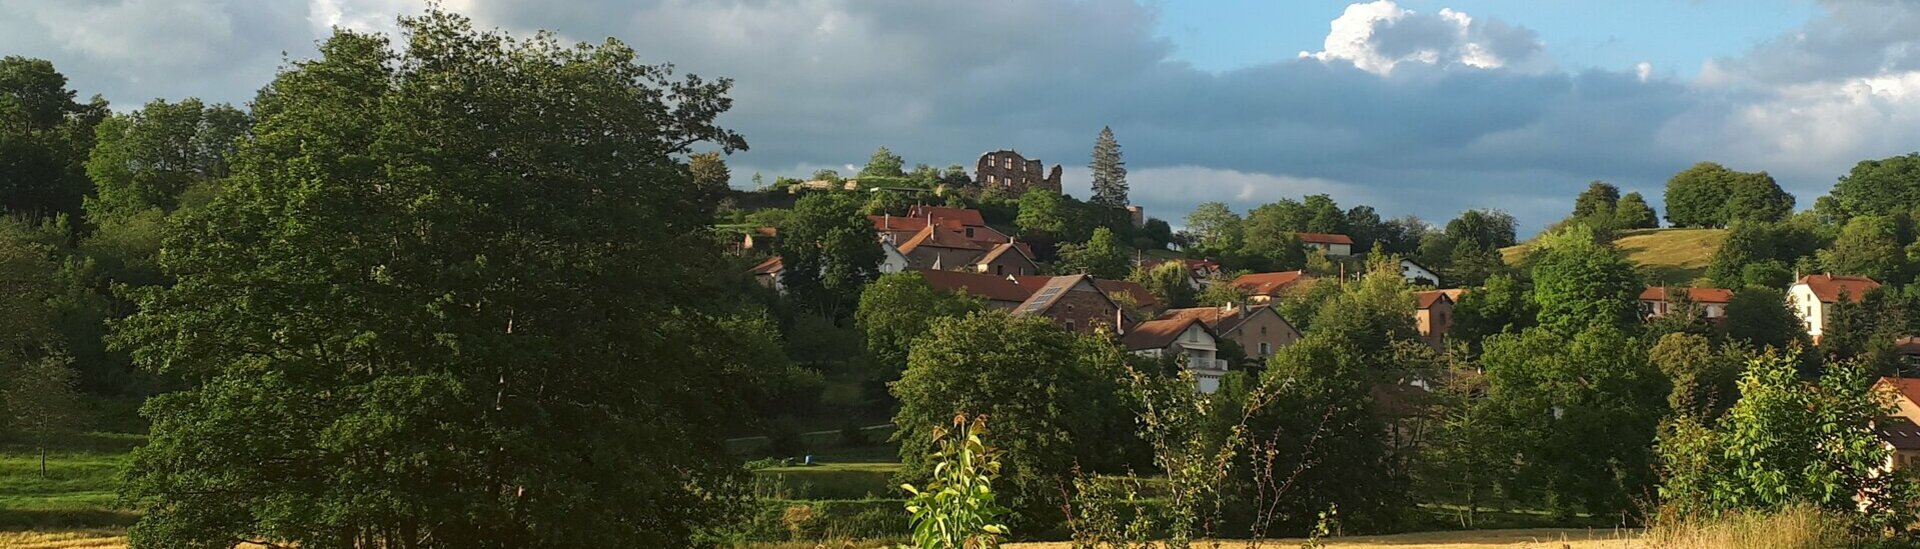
[884,213,890,229]
[1115,306,1126,336]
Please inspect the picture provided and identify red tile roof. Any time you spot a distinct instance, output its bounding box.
[1122,316,1212,351]
[898,224,985,253]
[1639,286,1735,304]
[1880,377,1920,405]
[1796,274,1881,303]
[914,268,1035,303]
[1295,232,1354,245]
[1230,271,1311,296]
[1154,305,1287,337]
[1094,279,1161,309]
[906,205,987,227]
[1415,290,1455,309]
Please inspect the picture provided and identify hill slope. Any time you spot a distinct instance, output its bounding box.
[1500,228,1727,286]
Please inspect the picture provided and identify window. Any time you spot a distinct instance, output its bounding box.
[986,174,997,185]
[995,265,1004,275]
[1065,320,1076,331]
[1260,326,1267,336]
[965,228,975,238]
[1004,158,1014,169]
[1259,342,1271,356]
[1066,304,1075,314]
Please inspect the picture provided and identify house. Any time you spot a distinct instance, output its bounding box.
[896,224,987,270]
[1400,259,1440,287]
[1789,274,1882,342]
[914,269,1149,324]
[1229,270,1313,303]
[1875,378,1920,471]
[1640,286,1735,322]
[1153,303,1300,364]
[1123,315,1229,393]
[1011,274,1127,336]
[971,241,1039,277]
[749,256,786,292]
[904,205,1010,244]
[1295,232,1354,256]
[975,150,1063,194]
[1094,278,1162,314]
[1414,290,1460,349]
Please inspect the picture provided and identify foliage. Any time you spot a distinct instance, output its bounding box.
[1828,152,1920,219]
[1648,333,1740,420]
[689,151,732,204]
[900,414,1011,549]
[781,192,884,320]
[1529,224,1641,335]
[114,12,757,547]
[891,312,1140,530]
[1706,220,1826,289]
[856,272,983,380]
[1445,209,1518,249]
[1722,287,1807,352]
[0,56,107,219]
[1481,325,1667,518]
[861,146,906,178]
[1663,162,1793,228]
[1614,192,1659,230]
[1089,126,1127,207]
[1054,227,1130,279]
[1195,275,1252,308]
[1184,201,1242,251]
[1817,214,1908,284]
[1015,189,1067,241]
[84,98,249,220]
[1130,261,1196,309]
[1448,273,1535,350]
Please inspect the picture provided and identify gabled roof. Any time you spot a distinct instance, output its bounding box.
[749,255,783,275]
[1094,279,1161,310]
[1415,289,1455,309]
[905,205,987,227]
[973,241,1034,269]
[1155,305,1290,338]
[1013,274,1118,318]
[1795,274,1882,304]
[1880,417,1920,450]
[1879,377,1920,405]
[1295,232,1354,245]
[914,268,1034,303]
[1639,286,1735,304]
[898,224,985,254]
[1122,315,1214,351]
[1230,271,1311,296]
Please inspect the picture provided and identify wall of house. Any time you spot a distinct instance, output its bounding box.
[1418,300,1454,349]
[1225,310,1299,362]
[1043,286,1121,335]
[976,251,1036,277]
[906,247,983,270]
[1788,284,1824,337]
[976,151,1062,194]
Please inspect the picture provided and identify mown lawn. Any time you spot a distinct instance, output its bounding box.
[0,432,144,530]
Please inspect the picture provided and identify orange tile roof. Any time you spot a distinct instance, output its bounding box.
[1295,232,1354,245]
[1415,290,1456,309]
[1639,286,1735,304]
[748,255,783,275]
[1880,377,1920,407]
[1796,274,1881,303]
[897,224,985,254]
[1229,271,1310,296]
[1121,316,1211,351]
[1155,305,1286,337]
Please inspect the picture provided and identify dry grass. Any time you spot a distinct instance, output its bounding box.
[1500,228,1727,286]
[0,529,126,549]
[1642,506,1857,549]
[1009,528,1645,549]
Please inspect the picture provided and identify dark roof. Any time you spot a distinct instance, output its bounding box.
[1122,316,1213,351]
[1094,279,1161,309]
[1230,271,1310,296]
[748,255,783,275]
[905,205,987,227]
[914,268,1035,303]
[1295,232,1354,245]
[1640,286,1735,304]
[1797,274,1882,303]
[1880,417,1920,450]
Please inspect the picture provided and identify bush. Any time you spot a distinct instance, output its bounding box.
[711,499,908,543]
[766,420,806,458]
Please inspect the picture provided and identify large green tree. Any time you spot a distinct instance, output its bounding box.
[854,272,981,378]
[1184,201,1243,251]
[1829,153,1920,219]
[1089,126,1127,207]
[892,311,1139,529]
[859,145,905,178]
[115,13,758,547]
[1529,225,1641,335]
[1663,162,1793,227]
[85,98,250,219]
[1054,227,1130,279]
[779,192,883,320]
[0,56,107,219]
[1818,215,1908,283]
[1613,192,1658,230]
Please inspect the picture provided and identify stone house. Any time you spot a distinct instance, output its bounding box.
[974,150,1062,194]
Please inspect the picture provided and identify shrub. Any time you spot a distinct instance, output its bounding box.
[901,414,1010,548]
[766,419,806,458]
[1646,505,1860,549]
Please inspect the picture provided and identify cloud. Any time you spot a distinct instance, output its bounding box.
[1299,0,1547,75]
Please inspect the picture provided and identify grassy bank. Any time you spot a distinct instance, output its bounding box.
[0,432,143,530]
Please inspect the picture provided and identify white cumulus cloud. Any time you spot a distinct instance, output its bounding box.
[1299,0,1546,75]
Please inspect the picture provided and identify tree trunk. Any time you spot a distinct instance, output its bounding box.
[40,446,47,477]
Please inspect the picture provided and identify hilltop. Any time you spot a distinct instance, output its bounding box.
[1501,228,1727,286]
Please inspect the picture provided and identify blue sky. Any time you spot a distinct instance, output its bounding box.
[3,0,1918,235]
[1154,1,1820,77]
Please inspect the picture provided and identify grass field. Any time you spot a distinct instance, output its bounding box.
[1501,228,1726,285]
[0,433,143,530]
[1009,528,1643,548]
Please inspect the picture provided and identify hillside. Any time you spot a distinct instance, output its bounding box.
[1500,228,1727,286]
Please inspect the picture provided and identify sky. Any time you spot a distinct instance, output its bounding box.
[3,0,1919,235]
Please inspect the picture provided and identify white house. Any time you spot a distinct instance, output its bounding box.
[1788,274,1882,342]
[1122,316,1229,393]
[1296,232,1354,257]
[1400,259,1440,287]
